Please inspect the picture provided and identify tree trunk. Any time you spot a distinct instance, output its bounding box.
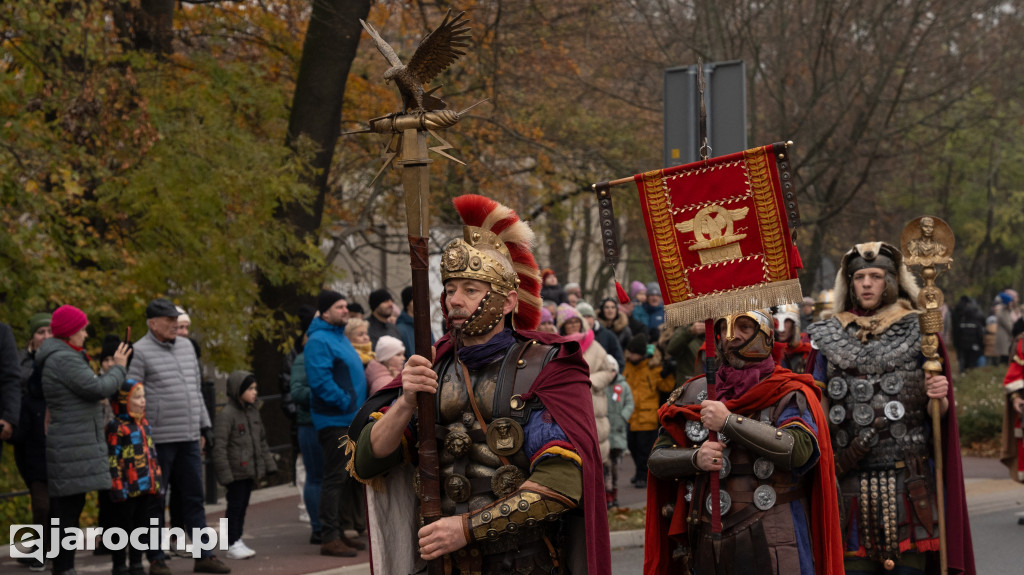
[251,0,372,456]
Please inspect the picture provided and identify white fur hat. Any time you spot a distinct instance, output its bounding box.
[375,335,406,363]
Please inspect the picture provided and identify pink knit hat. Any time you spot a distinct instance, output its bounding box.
[555,303,581,330]
[50,305,88,339]
[539,307,554,324]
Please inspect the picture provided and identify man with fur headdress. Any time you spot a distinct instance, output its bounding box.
[348,195,610,575]
[807,242,975,575]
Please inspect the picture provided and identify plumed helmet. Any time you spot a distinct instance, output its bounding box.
[440,195,542,331]
[834,241,920,314]
[773,305,801,344]
[715,310,775,368]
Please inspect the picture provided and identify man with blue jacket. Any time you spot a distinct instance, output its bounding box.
[306,290,368,557]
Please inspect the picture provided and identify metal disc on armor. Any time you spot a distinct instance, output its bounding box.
[884,400,906,421]
[753,485,777,511]
[685,481,694,502]
[685,419,709,443]
[870,393,887,411]
[705,490,732,515]
[858,427,879,447]
[485,418,524,457]
[719,455,732,479]
[444,430,471,458]
[880,373,904,395]
[718,430,730,445]
[835,429,850,448]
[853,403,875,426]
[827,377,848,400]
[890,422,907,439]
[697,389,708,402]
[444,473,472,503]
[753,457,775,480]
[828,404,847,425]
[491,464,525,498]
[852,380,874,402]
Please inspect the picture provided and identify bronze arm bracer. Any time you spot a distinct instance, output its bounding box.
[648,446,702,480]
[462,485,576,543]
[721,414,796,469]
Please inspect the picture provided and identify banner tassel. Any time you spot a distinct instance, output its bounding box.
[615,280,631,304]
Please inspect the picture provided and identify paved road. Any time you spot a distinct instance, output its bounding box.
[3,455,1022,574]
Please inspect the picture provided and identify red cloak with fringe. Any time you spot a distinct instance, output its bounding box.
[643,366,845,575]
[364,329,611,575]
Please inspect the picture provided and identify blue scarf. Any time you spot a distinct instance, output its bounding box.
[458,329,517,369]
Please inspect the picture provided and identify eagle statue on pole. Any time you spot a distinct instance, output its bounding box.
[359,10,471,113]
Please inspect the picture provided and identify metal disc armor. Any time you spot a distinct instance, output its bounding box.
[809,312,937,563]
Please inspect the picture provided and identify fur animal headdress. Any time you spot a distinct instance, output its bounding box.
[833,241,920,314]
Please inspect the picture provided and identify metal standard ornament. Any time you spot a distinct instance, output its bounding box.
[753,485,777,511]
[685,419,710,443]
[884,401,906,421]
[485,418,524,457]
[706,490,732,515]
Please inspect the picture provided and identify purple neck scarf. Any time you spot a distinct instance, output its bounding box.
[457,329,517,369]
[715,356,776,401]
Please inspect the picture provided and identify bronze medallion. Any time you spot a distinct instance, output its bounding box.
[469,255,482,270]
[828,404,846,425]
[491,464,525,498]
[486,418,524,456]
[444,430,471,458]
[442,242,469,272]
[444,473,472,503]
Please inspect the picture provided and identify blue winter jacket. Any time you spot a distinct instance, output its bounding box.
[304,317,367,430]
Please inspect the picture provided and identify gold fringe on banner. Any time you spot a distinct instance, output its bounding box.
[664,279,804,326]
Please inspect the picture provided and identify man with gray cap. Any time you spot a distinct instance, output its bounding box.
[128,298,229,574]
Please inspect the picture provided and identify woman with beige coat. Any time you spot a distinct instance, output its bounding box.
[557,304,617,462]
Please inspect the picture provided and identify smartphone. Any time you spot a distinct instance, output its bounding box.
[124,326,132,344]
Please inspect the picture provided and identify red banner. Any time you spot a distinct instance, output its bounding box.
[635,143,802,326]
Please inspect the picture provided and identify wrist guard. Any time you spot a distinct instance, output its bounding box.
[721,414,795,469]
[464,487,575,542]
[648,446,701,480]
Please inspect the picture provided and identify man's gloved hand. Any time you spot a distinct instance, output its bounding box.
[201,427,215,451]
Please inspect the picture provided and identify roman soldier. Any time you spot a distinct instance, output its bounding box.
[348,195,610,574]
[807,242,975,574]
[773,306,811,374]
[644,310,844,575]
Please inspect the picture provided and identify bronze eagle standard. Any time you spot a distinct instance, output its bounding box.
[360,10,470,113]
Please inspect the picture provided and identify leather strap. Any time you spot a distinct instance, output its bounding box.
[457,359,511,467]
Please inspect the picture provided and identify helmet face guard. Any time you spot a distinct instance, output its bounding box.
[715,311,774,368]
[440,288,508,337]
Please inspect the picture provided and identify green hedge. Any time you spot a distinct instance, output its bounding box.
[954,365,1008,448]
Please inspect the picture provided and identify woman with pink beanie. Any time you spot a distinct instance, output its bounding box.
[38,305,132,575]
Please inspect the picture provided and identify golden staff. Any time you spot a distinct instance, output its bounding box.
[900,215,955,575]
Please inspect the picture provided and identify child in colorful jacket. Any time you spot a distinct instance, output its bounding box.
[107,379,162,575]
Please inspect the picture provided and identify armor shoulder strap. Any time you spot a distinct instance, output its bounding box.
[493,339,558,423]
[669,376,708,407]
